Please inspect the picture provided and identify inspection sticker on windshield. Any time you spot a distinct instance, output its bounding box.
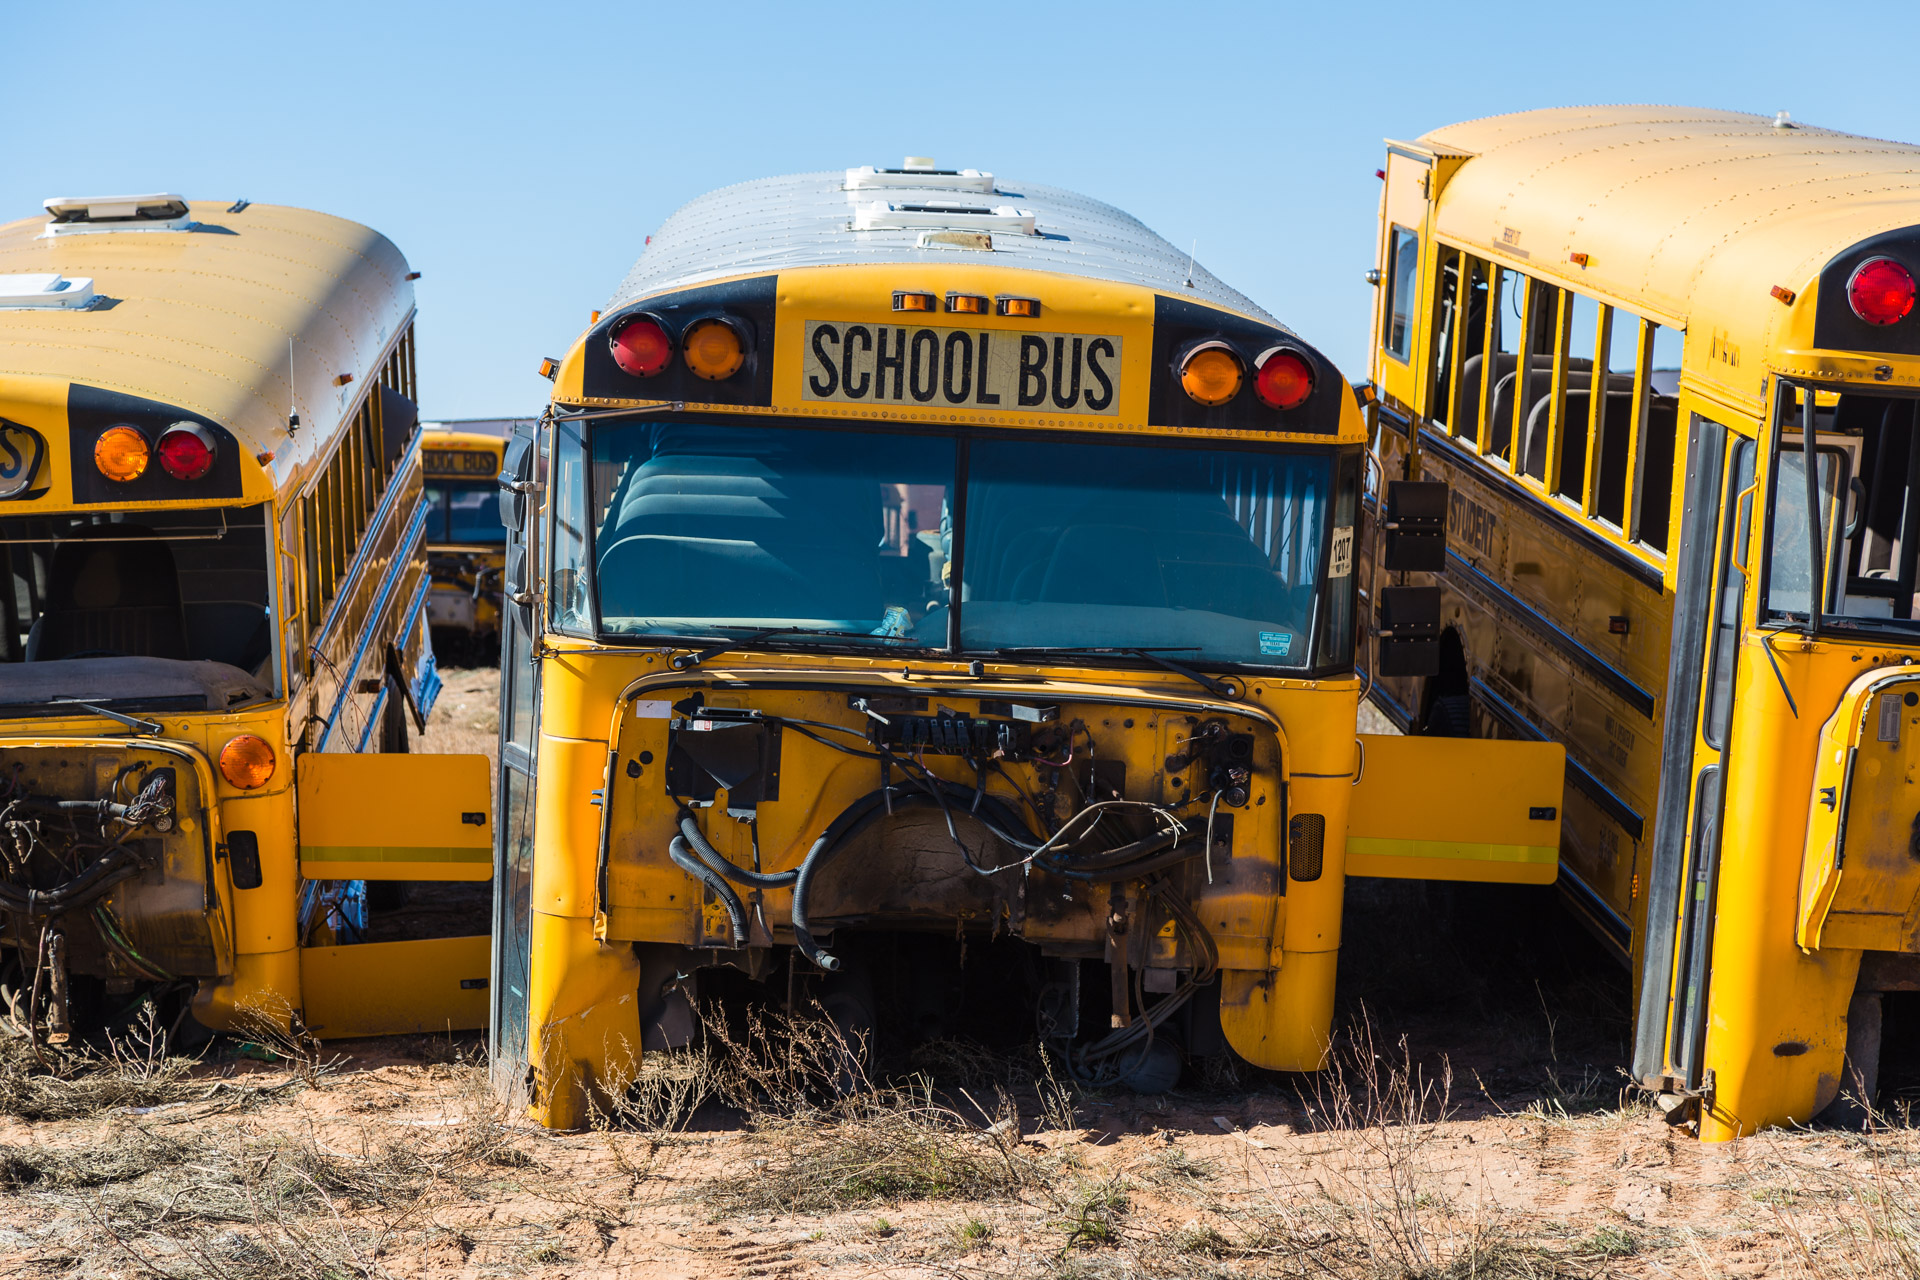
[1259,632,1293,657]
[801,321,1122,416]
[1328,526,1354,578]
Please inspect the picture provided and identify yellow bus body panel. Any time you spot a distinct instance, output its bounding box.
[297,753,493,881]
[1347,735,1564,884]
[300,935,490,1037]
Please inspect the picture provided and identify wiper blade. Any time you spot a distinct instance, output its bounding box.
[670,626,924,671]
[48,699,163,735]
[991,647,1234,698]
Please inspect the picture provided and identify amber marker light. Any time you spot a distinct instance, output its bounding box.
[1179,342,1244,407]
[996,296,1040,318]
[1254,348,1315,411]
[1848,257,1916,327]
[945,292,989,315]
[156,422,217,481]
[893,290,936,312]
[219,734,276,790]
[94,425,150,482]
[608,314,674,377]
[682,317,748,380]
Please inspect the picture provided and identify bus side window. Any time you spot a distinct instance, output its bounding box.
[1554,292,1604,503]
[1517,280,1564,482]
[1485,269,1527,463]
[1592,308,1642,529]
[1382,226,1420,363]
[1634,324,1684,553]
[1444,255,1491,442]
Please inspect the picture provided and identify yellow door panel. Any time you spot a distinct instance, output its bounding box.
[301,935,490,1036]
[298,753,493,881]
[1799,669,1920,952]
[1347,734,1564,884]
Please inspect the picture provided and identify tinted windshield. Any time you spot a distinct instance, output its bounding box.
[426,483,506,545]
[580,419,1352,670]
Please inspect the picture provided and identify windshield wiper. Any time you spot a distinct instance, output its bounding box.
[669,626,924,671]
[990,647,1235,698]
[48,699,163,735]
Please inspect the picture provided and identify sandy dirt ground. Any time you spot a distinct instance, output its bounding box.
[3,666,1917,1278]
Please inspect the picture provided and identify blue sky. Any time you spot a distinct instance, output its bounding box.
[11,2,1916,419]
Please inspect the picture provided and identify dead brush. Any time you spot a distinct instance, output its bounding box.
[698,1005,1054,1215]
[1749,1119,1920,1279]
[0,1002,199,1121]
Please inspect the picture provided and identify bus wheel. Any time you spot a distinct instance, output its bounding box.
[1116,1036,1183,1094]
[381,688,410,754]
[1824,990,1883,1130]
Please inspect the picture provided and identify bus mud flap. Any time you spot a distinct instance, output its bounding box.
[1346,735,1563,884]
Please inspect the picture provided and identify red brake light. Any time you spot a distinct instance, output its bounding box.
[1848,257,1916,327]
[609,315,674,376]
[1254,349,1315,410]
[156,422,217,481]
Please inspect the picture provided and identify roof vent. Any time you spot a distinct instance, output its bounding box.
[853,200,1035,235]
[41,193,193,237]
[0,273,98,311]
[846,163,996,194]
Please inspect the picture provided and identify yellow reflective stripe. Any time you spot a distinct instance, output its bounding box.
[1345,836,1557,865]
[300,845,490,864]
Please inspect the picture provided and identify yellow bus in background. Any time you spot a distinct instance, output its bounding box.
[495,161,1564,1127]
[0,193,490,1047]
[421,426,510,658]
[1365,106,1920,1138]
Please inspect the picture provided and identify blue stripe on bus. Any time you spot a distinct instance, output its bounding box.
[317,501,430,752]
[1446,551,1659,720]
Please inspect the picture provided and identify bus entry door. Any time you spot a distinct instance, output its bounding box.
[1346,735,1564,884]
[297,753,493,882]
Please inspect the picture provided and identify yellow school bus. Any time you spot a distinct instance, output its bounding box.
[1365,106,1920,1138]
[497,161,1565,1126]
[0,193,491,1046]
[422,427,508,654]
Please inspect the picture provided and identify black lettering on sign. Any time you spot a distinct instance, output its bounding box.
[809,324,839,397]
[975,333,1001,404]
[800,320,1122,416]
[909,329,939,402]
[842,325,872,398]
[876,327,906,400]
[943,331,972,404]
[1447,489,1497,560]
[1018,336,1048,407]
[1051,336,1082,409]
[1085,338,1115,411]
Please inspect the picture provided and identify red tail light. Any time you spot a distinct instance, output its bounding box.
[609,315,674,376]
[1254,349,1314,410]
[1848,257,1916,327]
[156,422,216,480]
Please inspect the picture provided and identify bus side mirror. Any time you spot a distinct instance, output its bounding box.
[498,435,537,532]
[1376,585,1442,677]
[1382,480,1448,572]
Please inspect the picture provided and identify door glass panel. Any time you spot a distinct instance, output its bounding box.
[1704,436,1755,750]
[1382,226,1419,362]
[490,760,534,1077]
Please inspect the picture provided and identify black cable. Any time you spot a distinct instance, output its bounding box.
[668,835,748,947]
[677,812,797,889]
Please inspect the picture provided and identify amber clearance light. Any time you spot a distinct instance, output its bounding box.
[682,317,748,380]
[95,425,151,482]
[1179,342,1244,407]
[219,734,276,790]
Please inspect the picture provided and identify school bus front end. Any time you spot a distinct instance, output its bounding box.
[0,196,489,1046]
[422,430,508,653]
[497,165,1564,1127]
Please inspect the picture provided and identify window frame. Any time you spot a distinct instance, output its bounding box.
[1381,225,1421,365]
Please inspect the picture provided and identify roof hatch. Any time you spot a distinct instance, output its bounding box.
[42,193,192,237]
[845,159,996,194]
[0,273,98,311]
[852,200,1035,236]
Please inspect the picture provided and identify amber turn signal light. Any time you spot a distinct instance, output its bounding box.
[94,425,151,482]
[893,291,936,312]
[219,734,276,790]
[682,317,749,381]
[609,314,674,377]
[945,293,989,315]
[996,296,1040,318]
[1179,342,1243,407]
[1254,348,1314,411]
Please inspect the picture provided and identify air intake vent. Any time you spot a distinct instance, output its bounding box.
[42,193,192,237]
[1288,813,1326,882]
[845,164,995,194]
[0,273,98,311]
